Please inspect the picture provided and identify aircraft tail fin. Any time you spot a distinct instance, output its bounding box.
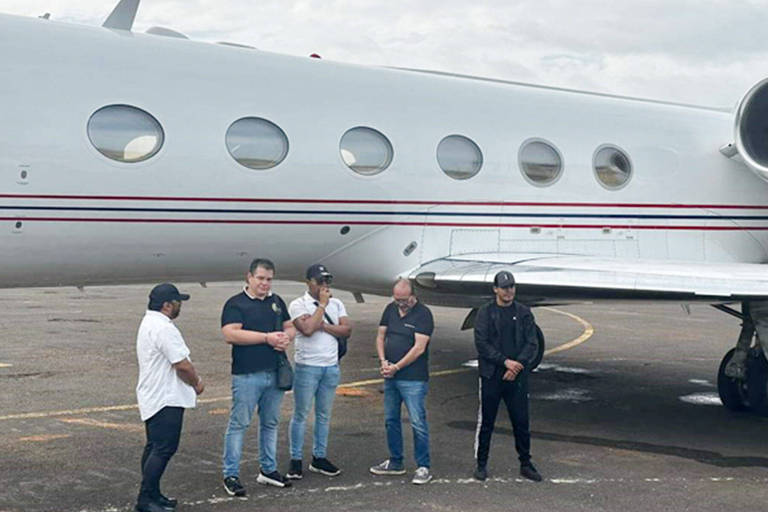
[103,0,140,31]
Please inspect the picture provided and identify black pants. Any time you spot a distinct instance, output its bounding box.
[138,406,184,505]
[474,373,530,468]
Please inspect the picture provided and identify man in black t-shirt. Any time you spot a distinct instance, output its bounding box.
[369,279,434,485]
[473,270,542,482]
[220,258,295,496]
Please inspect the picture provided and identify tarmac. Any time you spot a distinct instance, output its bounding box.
[1,280,768,512]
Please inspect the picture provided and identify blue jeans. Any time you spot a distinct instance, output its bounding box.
[222,371,284,476]
[289,363,340,460]
[384,379,430,468]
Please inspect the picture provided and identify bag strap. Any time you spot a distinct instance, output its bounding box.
[314,301,335,325]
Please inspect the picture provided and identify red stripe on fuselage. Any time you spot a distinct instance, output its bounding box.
[1,194,768,210]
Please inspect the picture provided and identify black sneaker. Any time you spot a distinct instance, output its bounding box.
[286,459,303,480]
[257,469,292,488]
[223,476,247,497]
[520,463,542,482]
[473,466,487,481]
[157,494,177,510]
[309,456,341,477]
[134,502,167,512]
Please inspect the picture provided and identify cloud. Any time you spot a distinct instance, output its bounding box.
[2,0,767,106]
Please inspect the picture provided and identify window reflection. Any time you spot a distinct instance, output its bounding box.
[437,135,483,180]
[226,117,289,170]
[87,105,164,163]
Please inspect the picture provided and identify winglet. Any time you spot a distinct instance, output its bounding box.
[102,0,140,31]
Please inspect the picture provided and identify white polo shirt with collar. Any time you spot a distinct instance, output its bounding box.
[135,310,197,421]
[289,291,348,367]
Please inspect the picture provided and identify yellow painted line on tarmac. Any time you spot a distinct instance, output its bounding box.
[0,363,12,368]
[59,417,143,432]
[0,402,141,421]
[18,434,71,443]
[0,307,593,422]
[541,306,594,356]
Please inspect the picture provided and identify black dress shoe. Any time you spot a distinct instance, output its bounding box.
[158,494,177,509]
[134,501,168,512]
[473,466,487,481]
[520,463,542,482]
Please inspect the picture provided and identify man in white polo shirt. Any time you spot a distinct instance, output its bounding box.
[135,283,204,512]
[286,264,352,480]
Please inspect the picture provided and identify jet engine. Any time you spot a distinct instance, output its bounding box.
[733,78,768,182]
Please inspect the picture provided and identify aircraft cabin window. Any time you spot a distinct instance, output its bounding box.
[339,127,393,175]
[519,139,563,186]
[594,145,632,189]
[436,135,483,180]
[226,117,289,170]
[87,105,164,163]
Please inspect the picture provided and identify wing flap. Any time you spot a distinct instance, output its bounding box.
[408,253,768,305]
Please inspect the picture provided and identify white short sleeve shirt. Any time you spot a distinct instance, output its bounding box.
[136,310,197,421]
[289,292,348,367]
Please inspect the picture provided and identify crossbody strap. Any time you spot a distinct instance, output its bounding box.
[314,301,336,325]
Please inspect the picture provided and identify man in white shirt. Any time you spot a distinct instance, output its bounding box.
[286,264,351,480]
[135,283,204,512]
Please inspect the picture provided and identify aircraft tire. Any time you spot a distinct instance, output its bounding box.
[746,348,768,416]
[717,348,749,412]
[530,325,545,370]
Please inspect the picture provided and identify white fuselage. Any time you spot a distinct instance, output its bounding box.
[1,14,767,296]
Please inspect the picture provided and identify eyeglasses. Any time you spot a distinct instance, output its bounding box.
[393,297,412,307]
[314,276,332,285]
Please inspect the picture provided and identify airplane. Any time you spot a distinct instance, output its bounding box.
[2,0,768,415]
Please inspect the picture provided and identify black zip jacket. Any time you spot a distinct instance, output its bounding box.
[474,300,539,379]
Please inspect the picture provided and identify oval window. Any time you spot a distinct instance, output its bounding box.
[226,117,289,170]
[594,145,632,189]
[339,127,393,175]
[437,135,483,180]
[87,105,164,163]
[519,139,563,186]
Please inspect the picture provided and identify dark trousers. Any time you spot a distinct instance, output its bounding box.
[474,373,530,468]
[138,406,184,505]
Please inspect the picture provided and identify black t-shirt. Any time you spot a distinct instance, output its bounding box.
[221,291,290,375]
[379,301,434,381]
[496,303,517,358]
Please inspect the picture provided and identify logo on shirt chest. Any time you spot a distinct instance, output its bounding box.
[404,323,416,329]
[272,303,282,315]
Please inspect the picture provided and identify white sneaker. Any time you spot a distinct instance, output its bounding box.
[369,459,406,475]
[412,466,432,485]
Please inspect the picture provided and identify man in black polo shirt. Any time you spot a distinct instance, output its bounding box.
[369,279,434,485]
[221,258,295,496]
[473,270,542,482]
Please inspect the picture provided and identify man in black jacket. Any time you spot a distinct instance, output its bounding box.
[473,270,542,482]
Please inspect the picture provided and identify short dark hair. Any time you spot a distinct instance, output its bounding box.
[249,258,275,274]
[147,300,164,311]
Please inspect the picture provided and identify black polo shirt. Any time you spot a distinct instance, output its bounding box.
[379,301,434,381]
[221,291,290,375]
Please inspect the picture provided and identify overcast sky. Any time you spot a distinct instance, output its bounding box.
[2,0,767,108]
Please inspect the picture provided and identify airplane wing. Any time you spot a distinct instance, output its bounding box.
[408,253,768,307]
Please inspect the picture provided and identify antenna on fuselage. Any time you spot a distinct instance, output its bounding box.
[103,0,140,31]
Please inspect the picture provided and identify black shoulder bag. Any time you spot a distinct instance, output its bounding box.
[321,308,348,361]
[273,302,293,391]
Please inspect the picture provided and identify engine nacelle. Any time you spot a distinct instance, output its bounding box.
[734,78,768,182]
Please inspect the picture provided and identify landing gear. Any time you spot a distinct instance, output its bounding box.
[717,348,749,411]
[715,300,768,415]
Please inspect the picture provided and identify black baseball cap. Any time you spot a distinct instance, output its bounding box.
[306,263,333,281]
[149,283,190,305]
[493,270,515,288]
